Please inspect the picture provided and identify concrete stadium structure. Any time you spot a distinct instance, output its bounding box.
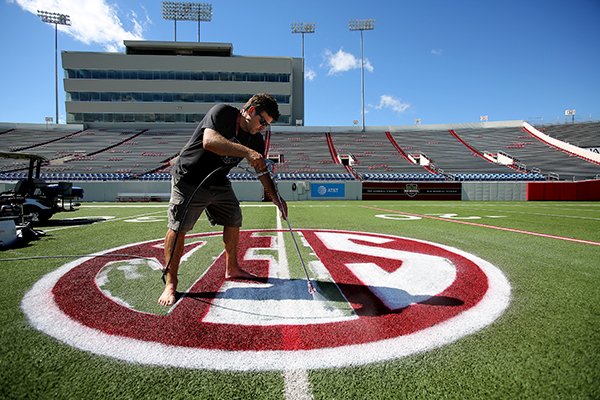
[2,120,599,202]
[62,41,304,127]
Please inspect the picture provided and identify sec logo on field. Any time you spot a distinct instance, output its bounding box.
[22,229,510,371]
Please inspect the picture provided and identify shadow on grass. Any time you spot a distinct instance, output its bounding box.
[37,217,107,227]
[181,277,464,316]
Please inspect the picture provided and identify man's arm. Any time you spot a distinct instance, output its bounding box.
[203,128,264,169]
[203,128,287,217]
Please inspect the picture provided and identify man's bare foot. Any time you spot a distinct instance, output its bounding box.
[225,267,257,280]
[158,284,177,306]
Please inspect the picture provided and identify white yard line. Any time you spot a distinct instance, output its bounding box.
[279,211,313,400]
[462,207,600,221]
[43,210,167,232]
[362,205,600,246]
[284,369,314,400]
[276,208,290,279]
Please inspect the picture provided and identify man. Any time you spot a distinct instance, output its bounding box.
[159,93,287,306]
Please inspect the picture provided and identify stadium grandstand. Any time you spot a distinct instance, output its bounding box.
[534,121,600,150]
[1,120,598,185]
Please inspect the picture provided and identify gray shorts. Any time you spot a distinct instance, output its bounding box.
[167,177,242,232]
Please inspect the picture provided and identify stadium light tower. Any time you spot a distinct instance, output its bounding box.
[349,18,375,132]
[291,23,315,126]
[162,1,212,42]
[194,2,213,42]
[37,10,71,125]
[291,23,315,68]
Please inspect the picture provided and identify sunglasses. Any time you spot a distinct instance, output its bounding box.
[255,110,270,127]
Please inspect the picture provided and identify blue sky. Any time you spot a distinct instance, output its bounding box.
[1,0,599,126]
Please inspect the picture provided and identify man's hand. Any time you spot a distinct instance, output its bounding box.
[256,165,288,219]
[246,150,266,171]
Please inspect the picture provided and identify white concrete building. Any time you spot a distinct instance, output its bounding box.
[62,41,304,127]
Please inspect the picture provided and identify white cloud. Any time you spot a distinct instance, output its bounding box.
[374,95,411,114]
[305,67,316,81]
[15,0,147,51]
[322,48,374,75]
[431,48,443,56]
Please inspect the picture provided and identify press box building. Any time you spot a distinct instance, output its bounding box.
[62,41,304,126]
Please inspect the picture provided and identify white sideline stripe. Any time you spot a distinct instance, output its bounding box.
[284,369,313,400]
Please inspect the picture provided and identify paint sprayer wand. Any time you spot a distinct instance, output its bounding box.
[281,211,316,295]
[266,160,317,295]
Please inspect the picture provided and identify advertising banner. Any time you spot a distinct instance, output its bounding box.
[362,182,462,200]
[310,183,346,199]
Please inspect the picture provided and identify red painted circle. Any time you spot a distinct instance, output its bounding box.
[52,229,487,351]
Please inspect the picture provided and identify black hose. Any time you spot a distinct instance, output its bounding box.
[0,254,161,263]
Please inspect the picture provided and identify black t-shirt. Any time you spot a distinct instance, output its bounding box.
[173,104,265,185]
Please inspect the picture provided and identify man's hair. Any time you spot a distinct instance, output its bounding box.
[244,93,280,122]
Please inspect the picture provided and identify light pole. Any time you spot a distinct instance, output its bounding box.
[291,23,316,70]
[162,1,212,42]
[291,23,315,126]
[194,3,212,42]
[349,18,374,132]
[37,10,70,125]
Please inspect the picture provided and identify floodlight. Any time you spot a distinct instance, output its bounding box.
[162,2,212,41]
[37,10,71,26]
[291,23,315,34]
[349,19,375,31]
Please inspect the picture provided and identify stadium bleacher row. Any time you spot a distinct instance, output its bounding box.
[1,122,598,182]
[535,121,600,148]
[0,171,547,182]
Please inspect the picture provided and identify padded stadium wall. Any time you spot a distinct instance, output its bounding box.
[461,182,527,201]
[66,180,363,202]
[53,180,528,202]
[526,180,600,201]
[12,180,600,202]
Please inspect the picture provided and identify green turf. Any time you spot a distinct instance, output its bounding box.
[1,201,599,399]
